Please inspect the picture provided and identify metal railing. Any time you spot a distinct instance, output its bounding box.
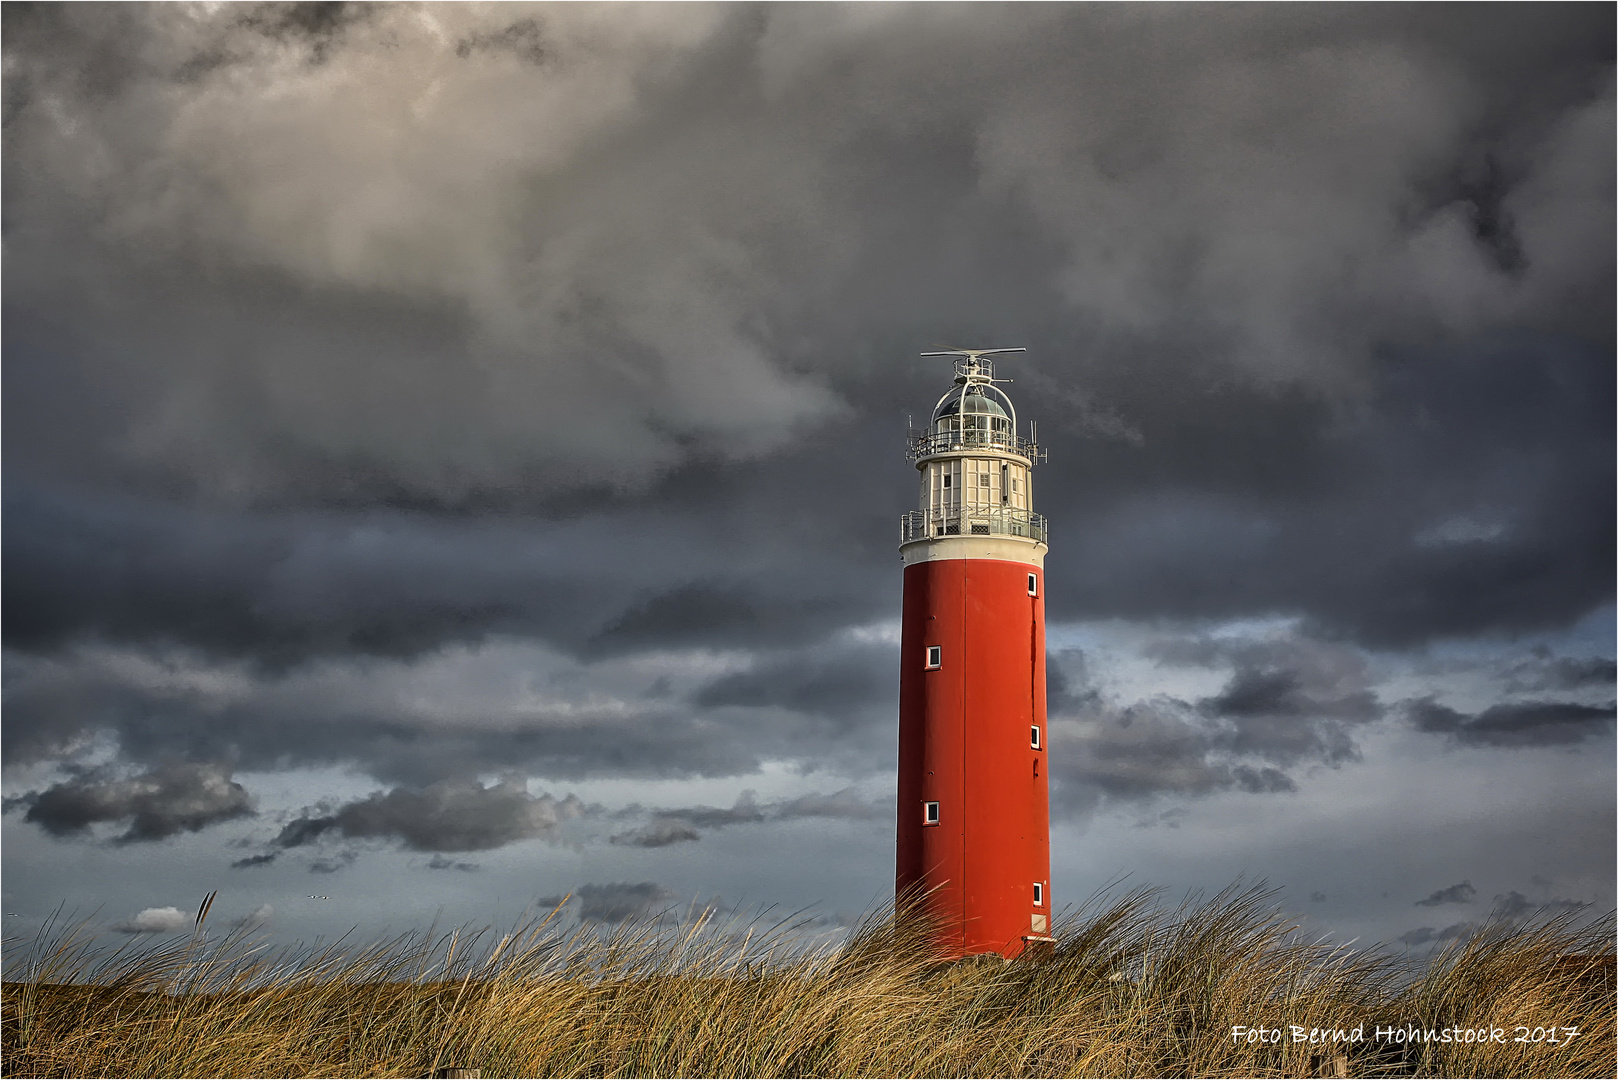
[901,507,1048,544]
[907,428,1041,462]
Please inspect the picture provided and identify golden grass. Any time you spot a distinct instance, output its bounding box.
[3,884,1612,1078]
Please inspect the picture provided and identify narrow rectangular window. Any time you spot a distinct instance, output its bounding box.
[923,801,941,826]
[925,645,942,670]
[1027,573,1038,596]
[1033,882,1044,906]
[1031,725,1041,750]
[942,473,951,488]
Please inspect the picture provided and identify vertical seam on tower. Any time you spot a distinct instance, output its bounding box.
[960,557,969,948]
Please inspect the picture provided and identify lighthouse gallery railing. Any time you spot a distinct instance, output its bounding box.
[906,429,1041,462]
[900,507,1048,544]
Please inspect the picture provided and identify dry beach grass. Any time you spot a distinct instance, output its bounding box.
[3,884,1612,1078]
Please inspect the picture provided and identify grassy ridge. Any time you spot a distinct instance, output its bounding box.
[3,885,1612,1078]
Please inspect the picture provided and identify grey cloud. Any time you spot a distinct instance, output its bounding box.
[657,792,766,831]
[1403,890,1592,939]
[294,780,585,853]
[1048,629,1413,813]
[1502,652,1617,693]
[230,903,274,929]
[609,787,882,846]
[1405,697,1616,747]
[1047,631,1385,811]
[1045,651,1099,717]
[1051,698,1257,813]
[1157,631,1382,717]
[1416,881,1477,907]
[234,781,588,865]
[1398,922,1477,948]
[575,882,676,924]
[774,787,885,821]
[1490,890,1591,921]
[5,3,840,502]
[610,820,702,849]
[1231,766,1296,795]
[308,850,359,875]
[21,762,253,843]
[426,854,481,872]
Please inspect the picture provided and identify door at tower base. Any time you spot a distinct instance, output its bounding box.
[896,553,1051,960]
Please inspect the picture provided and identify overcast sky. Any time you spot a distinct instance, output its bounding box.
[4,2,1613,954]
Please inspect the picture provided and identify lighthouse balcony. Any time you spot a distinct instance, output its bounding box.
[907,429,1040,462]
[901,507,1048,544]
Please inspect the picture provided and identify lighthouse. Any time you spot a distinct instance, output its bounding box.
[896,347,1053,959]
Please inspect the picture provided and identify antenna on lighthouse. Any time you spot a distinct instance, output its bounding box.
[920,346,1025,385]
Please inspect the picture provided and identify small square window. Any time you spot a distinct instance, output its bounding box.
[1031,913,1048,933]
[925,645,942,669]
[1033,882,1044,906]
[979,473,990,487]
[1027,573,1038,597]
[923,801,941,825]
[1031,725,1042,750]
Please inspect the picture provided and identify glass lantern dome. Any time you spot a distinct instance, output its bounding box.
[932,385,1015,446]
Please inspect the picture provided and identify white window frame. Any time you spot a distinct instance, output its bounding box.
[1033,882,1044,906]
[1027,573,1038,597]
[923,801,941,826]
[925,645,942,670]
[1031,725,1042,750]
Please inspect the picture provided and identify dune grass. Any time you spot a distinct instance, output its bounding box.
[3,884,1612,1078]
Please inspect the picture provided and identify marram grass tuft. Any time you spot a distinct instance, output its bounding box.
[3,884,1611,1078]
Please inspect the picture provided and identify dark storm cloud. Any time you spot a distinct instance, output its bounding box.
[1416,881,1477,907]
[1404,697,1616,748]
[2,469,901,674]
[20,762,253,843]
[2,4,1613,810]
[254,780,585,857]
[1051,337,1614,647]
[691,641,895,720]
[1,632,899,789]
[3,5,1611,679]
[586,584,856,660]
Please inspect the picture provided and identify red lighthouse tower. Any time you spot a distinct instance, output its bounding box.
[896,347,1052,959]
